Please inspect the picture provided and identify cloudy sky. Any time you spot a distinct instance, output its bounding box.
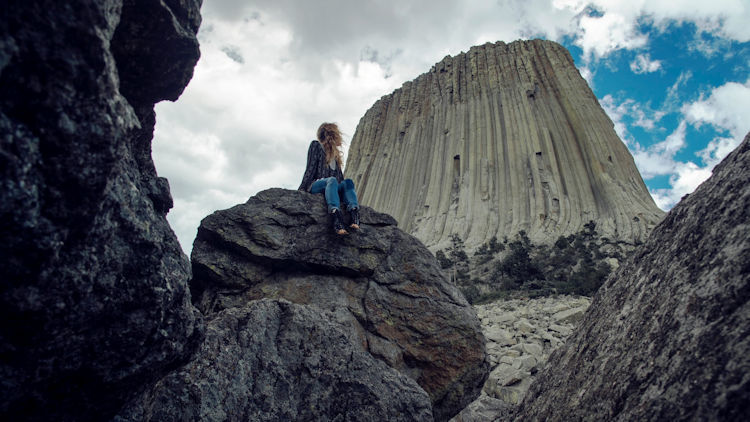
[152,0,750,253]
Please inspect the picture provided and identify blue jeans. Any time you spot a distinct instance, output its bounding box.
[310,177,359,213]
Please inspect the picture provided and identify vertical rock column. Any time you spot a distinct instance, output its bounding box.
[346,40,664,251]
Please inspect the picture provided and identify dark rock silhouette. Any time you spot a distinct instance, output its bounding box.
[183,188,489,421]
[513,132,750,420]
[0,0,204,419]
[116,298,435,421]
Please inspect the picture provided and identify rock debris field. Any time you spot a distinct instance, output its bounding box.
[475,296,590,404]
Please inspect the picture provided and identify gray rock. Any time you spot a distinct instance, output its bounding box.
[117,299,434,422]
[487,364,525,388]
[345,40,664,252]
[0,0,203,419]
[519,343,543,357]
[515,133,750,420]
[548,323,572,336]
[485,326,515,345]
[494,378,533,405]
[189,188,489,421]
[515,318,535,333]
[499,356,515,365]
[552,306,587,324]
[503,349,521,358]
[512,355,538,372]
[449,394,511,422]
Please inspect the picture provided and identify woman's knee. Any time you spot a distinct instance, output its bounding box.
[343,178,355,189]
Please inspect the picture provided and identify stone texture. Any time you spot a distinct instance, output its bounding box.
[116,299,434,422]
[552,306,587,324]
[473,296,590,405]
[515,132,750,421]
[188,188,489,421]
[346,40,664,252]
[450,394,511,422]
[0,0,204,419]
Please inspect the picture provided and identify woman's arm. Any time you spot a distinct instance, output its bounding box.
[298,141,323,191]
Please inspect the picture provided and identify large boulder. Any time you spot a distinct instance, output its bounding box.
[116,299,434,421]
[0,0,204,419]
[188,188,490,421]
[515,133,750,420]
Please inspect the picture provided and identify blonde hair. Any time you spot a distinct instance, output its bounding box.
[317,122,343,168]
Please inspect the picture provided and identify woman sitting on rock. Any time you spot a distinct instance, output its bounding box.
[299,122,360,235]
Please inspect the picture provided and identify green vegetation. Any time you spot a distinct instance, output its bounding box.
[436,222,632,304]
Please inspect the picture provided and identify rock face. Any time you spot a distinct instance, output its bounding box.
[346,40,664,252]
[117,299,434,422]
[515,133,750,421]
[182,188,489,421]
[0,0,203,419]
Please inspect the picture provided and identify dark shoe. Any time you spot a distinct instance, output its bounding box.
[349,208,360,230]
[332,209,347,235]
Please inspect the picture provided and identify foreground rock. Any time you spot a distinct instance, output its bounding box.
[186,188,489,421]
[515,133,750,420]
[117,299,433,421]
[1,1,203,419]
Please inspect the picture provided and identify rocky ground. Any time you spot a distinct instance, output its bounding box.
[478,295,590,403]
[452,295,590,420]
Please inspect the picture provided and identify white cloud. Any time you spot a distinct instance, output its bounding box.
[550,0,750,61]
[625,78,750,210]
[650,162,713,209]
[600,94,632,142]
[600,95,665,144]
[575,12,649,60]
[682,79,750,137]
[579,66,595,86]
[697,136,741,167]
[631,121,687,179]
[681,78,750,171]
[151,0,750,251]
[630,53,662,74]
[665,71,693,110]
[629,120,715,210]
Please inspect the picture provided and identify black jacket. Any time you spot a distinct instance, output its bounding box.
[298,140,344,191]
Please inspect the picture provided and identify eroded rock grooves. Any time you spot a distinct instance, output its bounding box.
[346,40,664,251]
[117,299,435,422]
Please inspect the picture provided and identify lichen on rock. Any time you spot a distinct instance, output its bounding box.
[513,133,750,421]
[182,188,490,421]
[0,0,204,419]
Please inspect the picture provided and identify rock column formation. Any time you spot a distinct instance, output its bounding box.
[346,40,664,251]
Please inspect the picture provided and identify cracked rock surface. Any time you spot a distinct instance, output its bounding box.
[179,188,489,421]
[116,298,434,422]
[513,133,750,421]
[1,0,203,419]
